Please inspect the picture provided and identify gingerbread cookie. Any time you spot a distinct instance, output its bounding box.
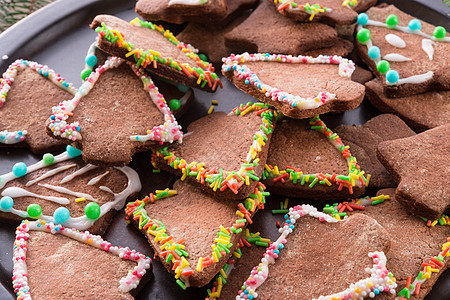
[365,79,450,131]
[376,124,450,220]
[262,116,366,200]
[223,53,365,119]
[153,103,277,200]
[90,15,222,92]
[0,60,77,153]
[0,146,141,234]
[334,114,415,191]
[13,220,152,299]
[355,5,450,97]
[270,0,377,26]
[46,55,182,167]
[350,65,374,84]
[125,179,268,288]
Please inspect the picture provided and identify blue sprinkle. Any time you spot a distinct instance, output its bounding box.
[85,54,98,68]
[357,13,369,26]
[284,214,288,219]
[12,162,27,177]
[386,70,399,83]
[292,102,297,107]
[289,225,295,229]
[278,244,284,249]
[286,219,291,224]
[0,196,14,211]
[76,126,81,131]
[374,289,380,295]
[50,115,55,120]
[245,80,250,85]
[274,249,279,254]
[408,19,421,31]
[368,46,380,59]
[66,145,82,157]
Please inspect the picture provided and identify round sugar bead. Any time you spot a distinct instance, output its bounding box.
[53,207,70,224]
[42,153,55,165]
[177,83,189,93]
[376,60,390,74]
[356,28,371,44]
[169,99,181,111]
[408,19,421,31]
[367,46,380,59]
[433,26,446,39]
[386,70,399,83]
[357,13,369,26]
[12,162,27,177]
[85,55,98,68]
[80,68,92,81]
[198,53,208,62]
[85,202,101,220]
[0,196,13,210]
[27,204,42,219]
[386,14,398,28]
[66,145,82,157]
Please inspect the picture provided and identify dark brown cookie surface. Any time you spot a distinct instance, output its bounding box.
[376,124,450,220]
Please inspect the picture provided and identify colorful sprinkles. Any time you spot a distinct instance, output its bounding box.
[322,194,390,219]
[12,220,152,299]
[420,214,450,227]
[272,1,330,21]
[222,53,355,110]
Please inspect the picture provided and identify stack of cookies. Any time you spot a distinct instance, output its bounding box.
[0,0,448,299]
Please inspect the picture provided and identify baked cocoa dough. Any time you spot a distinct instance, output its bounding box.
[270,0,377,26]
[0,157,139,235]
[0,66,73,154]
[223,60,365,119]
[154,110,274,200]
[365,79,450,131]
[353,188,450,300]
[335,114,415,191]
[90,15,220,92]
[263,118,365,200]
[224,1,339,56]
[351,65,374,85]
[376,124,450,220]
[355,5,450,97]
[129,180,258,287]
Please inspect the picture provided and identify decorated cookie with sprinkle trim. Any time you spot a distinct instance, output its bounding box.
[355,5,450,97]
[152,103,278,200]
[222,53,365,119]
[0,146,141,235]
[46,56,182,167]
[90,15,222,92]
[125,179,268,288]
[12,219,152,299]
[0,60,77,153]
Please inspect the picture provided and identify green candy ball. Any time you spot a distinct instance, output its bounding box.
[80,69,92,81]
[42,153,55,165]
[27,204,42,219]
[169,99,181,111]
[198,53,209,62]
[356,28,371,44]
[433,26,446,39]
[386,14,398,27]
[377,60,390,74]
[85,202,101,220]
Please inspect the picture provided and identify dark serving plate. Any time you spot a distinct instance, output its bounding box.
[0,0,449,299]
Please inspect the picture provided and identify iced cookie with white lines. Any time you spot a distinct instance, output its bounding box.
[0,60,77,153]
[0,146,141,235]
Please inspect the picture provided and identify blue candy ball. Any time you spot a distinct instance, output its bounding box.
[386,70,399,83]
[85,55,98,68]
[66,145,82,157]
[0,196,14,211]
[12,162,27,177]
[53,207,70,224]
[357,13,369,26]
[177,83,190,93]
[408,19,421,31]
[368,46,381,59]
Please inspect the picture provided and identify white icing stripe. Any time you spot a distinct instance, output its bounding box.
[60,164,98,184]
[422,39,435,60]
[99,186,115,195]
[168,0,208,5]
[382,53,412,62]
[1,187,70,205]
[385,33,406,48]
[38,183,97,202]
[87,171,109,185]
[395,71,434,85]
[26,163,77,186]
[178,88,192,106]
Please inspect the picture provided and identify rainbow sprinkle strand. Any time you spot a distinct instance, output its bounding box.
[272,1,330,21]
[125,183,268,290]
[420,214,450,227]
[154,103,278,194]
[94,19,222,91]
[222,53,355,110]
[262,115,367,194]
[322,195,390,220]
[48,56,182,144]
[0,59,77,144]
[342,0,357,8]
[237,205,397,300]
[12,220,152,299]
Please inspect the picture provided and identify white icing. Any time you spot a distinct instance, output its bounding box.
[26,163,77,186]
[1,187,70,205]
[382,53,412,62]
[385,33,406,48]
[87,171,109,185]
[60,164,98,184]
[38,183,97,202]
[422,39,435,60]
[168,0,208,5]
[395,71,434,85]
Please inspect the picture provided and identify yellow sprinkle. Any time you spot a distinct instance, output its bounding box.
[251,232,260,238]
[273,165,280,176]
[240,106,254,116]
[431,220,438,227]
[181,257,189,268]
[219,268,227,279]
[212,251,219,262]
[75,198,86,202]
[125,49,139,58]
[236,210,244,218]
[147,229,156,236]
[130,17,139,25]
[196,257,203,272]
[87,238,93,244]
[324,178,332,186]
[149,50,161,57]
[233,251,241,258]
[211,100,218,105]
[284,198,289,209]
[259,238,271,243]
[220,226,229,234]
[245,176,250,185]
[181,172,187,181]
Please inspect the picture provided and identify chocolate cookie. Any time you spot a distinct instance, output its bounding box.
[376,124,450,220]
[0,60,77,153]
[90,15,222,92]
[351,65,374,84]
[0,146,141,235]
[270,0,377,26]
[125,179,268,288]
[334,114,415,191]
[262,116,366,200]
[222,53,365,119]
[13,220,152,299]
[355,5,450,97]
[46,56,182,167]
[153,103,277,200]
[365,79,450,131]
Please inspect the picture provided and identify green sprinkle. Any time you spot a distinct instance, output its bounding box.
[272,209,289,214]
[176,279,186,290]
[255,241,269,247]
[309,177,319,188]
[166,253,173,263]
[371,199,385,205]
